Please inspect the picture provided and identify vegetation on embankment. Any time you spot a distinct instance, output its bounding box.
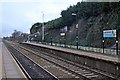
[30,2,120,48]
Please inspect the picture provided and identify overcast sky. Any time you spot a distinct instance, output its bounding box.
[0,0,81,38]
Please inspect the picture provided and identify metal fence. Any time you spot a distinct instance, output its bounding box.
[29,29,120,57]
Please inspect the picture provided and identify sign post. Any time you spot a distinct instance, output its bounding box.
[116,30,118,56]
[60,33,66,47]
[103,30,117,55]
[102,39,104,54]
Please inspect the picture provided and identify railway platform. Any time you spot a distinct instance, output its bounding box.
[0,40,26,79]
[25,42,120,63]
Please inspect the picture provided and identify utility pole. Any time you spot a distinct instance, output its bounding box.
[42,12,44,42]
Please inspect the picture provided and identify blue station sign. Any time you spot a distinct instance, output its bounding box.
[103,30,116,38]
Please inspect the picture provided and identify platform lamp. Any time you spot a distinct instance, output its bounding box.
[72,13,79,49]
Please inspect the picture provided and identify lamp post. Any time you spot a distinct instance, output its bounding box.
[116,30,118,56]
[102,39,104,54]
[76,24,79,49]
[72,13,79,49]
[50,37,52,46]
[60,38,61,47]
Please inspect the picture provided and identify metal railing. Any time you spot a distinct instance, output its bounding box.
[28,41,120,57]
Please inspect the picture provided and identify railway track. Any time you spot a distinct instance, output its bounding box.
[7,42,82,79]
[4,41,117,80]
[19,44,117,80]
[4,42,58,80]
[22,44,118,79]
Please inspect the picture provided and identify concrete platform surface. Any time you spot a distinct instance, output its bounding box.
[0,39,2,80]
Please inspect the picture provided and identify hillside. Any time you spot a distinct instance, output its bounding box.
[30,2,120,49]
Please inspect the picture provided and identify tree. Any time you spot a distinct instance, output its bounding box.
[12,30,21,38]
[30,22,42,34]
